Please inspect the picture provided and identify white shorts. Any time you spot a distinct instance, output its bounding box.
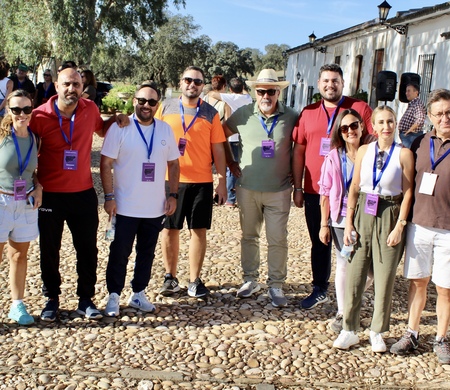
[0,194,39,243]
[404,223,450,289]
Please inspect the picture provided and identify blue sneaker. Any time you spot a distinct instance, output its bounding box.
[40,299,59,322]
[8,302,34,325]
[301,286,328,310]
[77,299,103,320]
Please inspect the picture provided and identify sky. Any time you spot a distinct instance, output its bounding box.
[168,0,439,53]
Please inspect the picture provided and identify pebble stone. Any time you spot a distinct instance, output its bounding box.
[0,135,448,389]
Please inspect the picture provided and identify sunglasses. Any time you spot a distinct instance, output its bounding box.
[10,106,33,115]
[43,73,51,77]
[376,151,385,170]
[136,98,159,107]
[255,89,277,96]
[182,77,204,86]
[340,121,360,134]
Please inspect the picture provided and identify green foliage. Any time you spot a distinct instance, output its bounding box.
[351,90,368,103]
[122,99,134,115]
[100,83,136,113]
[312,93,322,103]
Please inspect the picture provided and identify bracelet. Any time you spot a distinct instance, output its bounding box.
[347,206,356,210]
[294,188,303,192]
[321,225,329,228]
[104,192,115,201]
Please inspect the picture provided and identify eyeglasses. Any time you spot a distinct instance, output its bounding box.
[182,77,203,86]
[255,89,278,97]
[136,98,159,107]
[10,106,33,115]
[340,121,360,134]
[430,110,450,121]
[43,74,51,77]
[376,151,385,170]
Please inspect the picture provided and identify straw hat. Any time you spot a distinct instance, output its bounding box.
[246,69,289,90]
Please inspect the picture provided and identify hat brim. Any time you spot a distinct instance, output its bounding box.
[245,80,289,90]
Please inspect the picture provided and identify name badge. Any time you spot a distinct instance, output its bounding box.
[63,150,78,170]
[419,172,437,195]
[178,138,187,156]
[14,179,27,201]
[340,195,348,217]
[261,140,275,158]
[320,138,331,156]
[364,193,378,216]
[142,162,155,182]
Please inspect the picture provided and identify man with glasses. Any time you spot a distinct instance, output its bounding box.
[155,66,227,298]
[223,69,299,307]
[390,89,450,364]
[100,81,180,316]
[31,68,127,321]
[292,64,373,310]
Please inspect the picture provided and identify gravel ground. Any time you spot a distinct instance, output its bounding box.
[0,135,449,389]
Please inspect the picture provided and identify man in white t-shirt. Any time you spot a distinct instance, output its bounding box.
[100,81,180,317]
[207,77,252,206]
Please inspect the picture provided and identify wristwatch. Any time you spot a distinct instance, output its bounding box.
[169,193,179,199]
[398,219,407,226]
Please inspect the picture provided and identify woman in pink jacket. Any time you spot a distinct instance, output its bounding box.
[318,108,372,333]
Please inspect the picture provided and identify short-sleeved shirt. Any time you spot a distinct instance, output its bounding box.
[292,96,373,194]
[155,97,225,183]
[410,130,450,230]
[30,95,104,192]
[101,117,180,218]
[226,102,298,192]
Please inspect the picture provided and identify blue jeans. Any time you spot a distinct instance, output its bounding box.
[226,142,240,204]
[399,131,422,149]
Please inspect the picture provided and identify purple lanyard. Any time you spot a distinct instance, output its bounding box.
[11,126,34,178]
[54,101,76,148]
[322,96,345,135]
[179,98,200,135]
[341,149,354,192]
[372,142,396,190]
[133,115,155,161]
[259,115,279,136]
[430,137,450,171]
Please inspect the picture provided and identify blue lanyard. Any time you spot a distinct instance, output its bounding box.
[430,137,450,171]
[321,96,345,135]
[54,101,76,148]
[341,149,354,192]
[11,126,34,178]
[134,115,155,160]
[179,98,200,135]
[372,142,396,190]
[259,115,279,136]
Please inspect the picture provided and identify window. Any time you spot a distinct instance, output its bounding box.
[417,54,435,106]
[369,49,384,108]
[307,86,314,105]
[334,56,341,66]
[290,85,297,108]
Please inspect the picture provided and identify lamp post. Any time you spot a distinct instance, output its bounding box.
[377,1,407,35]
[296,72,301,83]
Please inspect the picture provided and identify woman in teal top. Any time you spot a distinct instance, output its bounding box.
[0,89,42,325]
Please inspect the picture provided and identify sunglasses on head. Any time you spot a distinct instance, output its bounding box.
[182,77,204,86]
[340,121,360,134]
[136,97,159,107]
[10,106,33,115]
[255,89,277,97]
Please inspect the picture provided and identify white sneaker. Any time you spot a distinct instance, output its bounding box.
[370,330,386,353]
[128,291,155,313]
[333,329,359,350]
[268,287,288,307]
[236,281,261,298]
[104,292,120,317]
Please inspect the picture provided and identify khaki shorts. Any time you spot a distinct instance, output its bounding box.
[404,223,450,289]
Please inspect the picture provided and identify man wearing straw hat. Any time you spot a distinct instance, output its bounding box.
[224,69,299,307]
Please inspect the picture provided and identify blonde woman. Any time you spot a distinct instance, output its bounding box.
[0,90,42,325]
[333,106,414,352]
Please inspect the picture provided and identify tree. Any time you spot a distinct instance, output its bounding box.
[0,0,186,66]
[262,44,291,71]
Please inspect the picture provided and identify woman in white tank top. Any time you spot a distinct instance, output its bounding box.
[333,106,415,353]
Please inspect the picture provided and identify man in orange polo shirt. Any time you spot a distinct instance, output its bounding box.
[155,66,227,298]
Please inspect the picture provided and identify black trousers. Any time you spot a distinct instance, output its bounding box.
[304,192,332,291]
[39,188,99,300]
[106,214,165,295]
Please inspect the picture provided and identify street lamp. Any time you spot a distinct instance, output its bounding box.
[377,1,408,35]
[308,32,327,53]
[296,72,301,82]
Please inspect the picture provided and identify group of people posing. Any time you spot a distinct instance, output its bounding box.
[0,61,449,366]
